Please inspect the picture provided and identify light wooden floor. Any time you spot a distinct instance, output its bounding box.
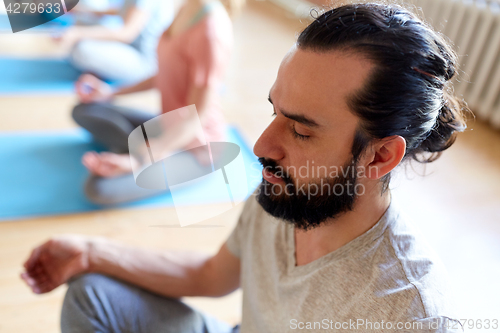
[1,1,500,332]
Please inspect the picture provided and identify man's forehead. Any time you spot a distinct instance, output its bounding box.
[270,45,373,127]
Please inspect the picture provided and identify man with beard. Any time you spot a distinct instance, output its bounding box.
[21,3,467,333]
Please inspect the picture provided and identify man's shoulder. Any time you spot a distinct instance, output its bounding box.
[379,206,449,293]
[373,200,446,279]
[363,204,458,327]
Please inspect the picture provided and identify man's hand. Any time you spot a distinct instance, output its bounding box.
[76,74,114,103]
[21,235,91,294]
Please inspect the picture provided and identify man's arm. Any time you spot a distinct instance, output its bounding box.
[89,237,241,298]
[21,235,240,298]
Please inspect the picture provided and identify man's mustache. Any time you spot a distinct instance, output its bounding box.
[258,157,293,184]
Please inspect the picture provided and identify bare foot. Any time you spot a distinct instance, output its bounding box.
[82,151,139,178]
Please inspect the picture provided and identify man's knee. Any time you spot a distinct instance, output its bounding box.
[65,273,111,302]
[63,273,123,317]
[61,273,120,333]
[63,273,210,333]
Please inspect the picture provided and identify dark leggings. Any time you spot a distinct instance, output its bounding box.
[72,103,167,205]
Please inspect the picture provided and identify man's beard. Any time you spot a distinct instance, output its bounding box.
[256,157,361,230]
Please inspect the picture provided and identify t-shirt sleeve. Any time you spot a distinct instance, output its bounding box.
[225,195,256,258]
[225,219,243,258]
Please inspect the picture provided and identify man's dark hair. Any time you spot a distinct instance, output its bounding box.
[297,3,469,191]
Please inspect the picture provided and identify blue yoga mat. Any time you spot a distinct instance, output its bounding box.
[0,57,120,94]
[0,57,82,94]
[0,13,124,32]
[0,14,74,32]
[0,15,122,94]
[0,127,261,221]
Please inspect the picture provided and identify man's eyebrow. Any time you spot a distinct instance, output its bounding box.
[268,94,321,128]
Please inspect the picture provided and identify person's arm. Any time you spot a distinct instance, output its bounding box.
[78,9,121,17]
[58,6,149,47]
[89,237,240,297]
[69,3,121,17]
[113,75,157,95]
[21,235,241,298]
[76,74,157,103]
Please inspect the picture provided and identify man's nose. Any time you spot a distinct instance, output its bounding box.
[253,118,285,162]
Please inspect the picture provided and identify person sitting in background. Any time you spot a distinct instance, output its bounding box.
[70,0,240,205]
[56,0,174,84]
[22,3,467,333]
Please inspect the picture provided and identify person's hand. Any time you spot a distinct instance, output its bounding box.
[21,235,92,294]
[52,27,83,49]
[76,74,114,103]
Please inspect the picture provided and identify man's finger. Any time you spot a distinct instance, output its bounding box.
[35,282,57,294]
[32,280,56,294]
[21,272,47,289]
[25,245,44,271]
[20,272,37,287]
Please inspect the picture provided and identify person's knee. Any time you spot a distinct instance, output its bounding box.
[72,103,110,130]
[84,177,108,206]
[62,273,109,318]
[63,274,212,333]
[70,40,96,70]
[84,176,117,206]
[65,273,109,300]
[61,274,115,333]
[72,103,90,123]
[63,273,124,313]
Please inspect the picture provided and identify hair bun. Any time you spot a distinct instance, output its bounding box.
[412,90,467,162]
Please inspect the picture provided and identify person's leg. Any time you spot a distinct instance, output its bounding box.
[61,273,236,333]
[72,102,168,204]
[72,103,156,154]
[84,174,165,205]
[83,147,214,205]
[69,39,156,84]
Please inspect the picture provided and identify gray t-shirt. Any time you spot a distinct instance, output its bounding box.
[226,195,462,332]
[120,0,173,59]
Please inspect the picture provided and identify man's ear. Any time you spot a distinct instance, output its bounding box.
[363,136,406,180]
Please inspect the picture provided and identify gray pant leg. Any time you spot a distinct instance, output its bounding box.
[61,273,236,333]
